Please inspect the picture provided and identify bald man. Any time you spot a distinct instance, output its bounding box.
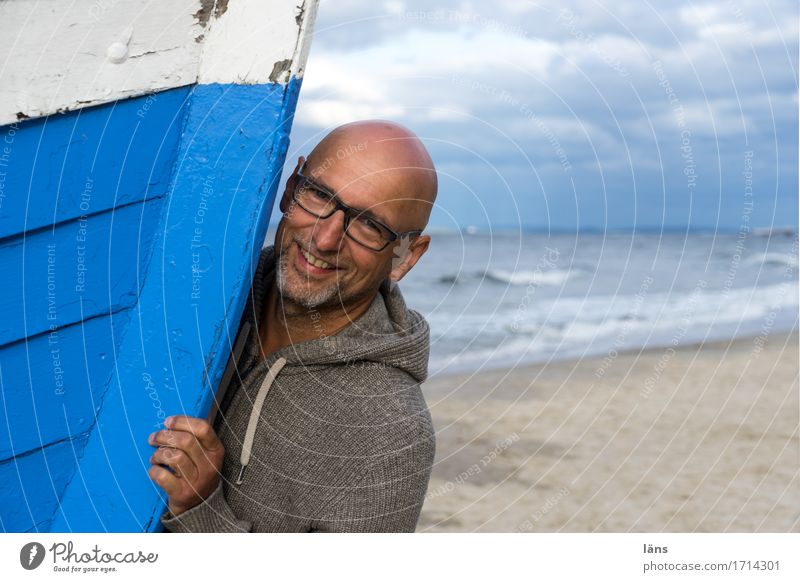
[149,120,438,532]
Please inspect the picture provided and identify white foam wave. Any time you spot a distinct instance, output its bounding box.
[484,268,574,286]
[428,281,799,374]
[745,253,798,269]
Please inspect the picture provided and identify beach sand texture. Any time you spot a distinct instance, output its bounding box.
[418,331,799,532]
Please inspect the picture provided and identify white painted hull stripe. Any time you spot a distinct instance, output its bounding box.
[0,0,318,125]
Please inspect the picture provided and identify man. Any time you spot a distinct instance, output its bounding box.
[147,120,438,532]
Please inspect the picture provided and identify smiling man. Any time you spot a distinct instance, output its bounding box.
[148,120,438,532]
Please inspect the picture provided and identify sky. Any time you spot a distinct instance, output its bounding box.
[274,0,798,232]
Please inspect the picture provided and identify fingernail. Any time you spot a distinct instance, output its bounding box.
[165,416,173,428]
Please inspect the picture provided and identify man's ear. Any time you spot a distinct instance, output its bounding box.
[388,234,430,283]
[279,156,305,213]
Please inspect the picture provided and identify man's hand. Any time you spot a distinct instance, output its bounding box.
[147,415,225,516]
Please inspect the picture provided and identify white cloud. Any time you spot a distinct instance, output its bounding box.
[290,0,797,228]
[301,99,406,127]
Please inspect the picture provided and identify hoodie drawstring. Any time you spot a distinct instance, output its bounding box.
[236,356,287,485]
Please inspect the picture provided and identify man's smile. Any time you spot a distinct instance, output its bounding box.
[295,242,339,274]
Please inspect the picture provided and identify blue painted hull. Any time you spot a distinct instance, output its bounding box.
[0,80,301,531]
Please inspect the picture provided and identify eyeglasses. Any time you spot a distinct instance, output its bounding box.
[290,164,423,252]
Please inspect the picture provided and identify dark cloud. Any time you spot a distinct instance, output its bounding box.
[282,0,798,230]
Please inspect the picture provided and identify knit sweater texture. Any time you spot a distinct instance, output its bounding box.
[161,246,436,532]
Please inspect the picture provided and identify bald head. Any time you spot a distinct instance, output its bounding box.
[306,120,437,229]
[274,120,437,315]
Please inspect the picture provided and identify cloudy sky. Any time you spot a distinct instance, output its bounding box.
[276,0,798,232]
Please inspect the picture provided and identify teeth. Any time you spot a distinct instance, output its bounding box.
[301,248,335,270]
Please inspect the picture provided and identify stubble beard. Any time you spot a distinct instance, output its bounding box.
[275,242,346,311]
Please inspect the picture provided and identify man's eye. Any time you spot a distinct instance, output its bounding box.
[360,217,382,233]
[305,184,331,201]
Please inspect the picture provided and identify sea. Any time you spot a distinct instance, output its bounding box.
[399,230,799,376]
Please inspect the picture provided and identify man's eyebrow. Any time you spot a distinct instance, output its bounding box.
[305,173,338,197]
[349,204,384,222]
[305,173,387,223]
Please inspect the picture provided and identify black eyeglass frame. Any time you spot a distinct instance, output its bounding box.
[291,164,423,252]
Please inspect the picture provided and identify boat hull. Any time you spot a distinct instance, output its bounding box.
[0,0,317,532]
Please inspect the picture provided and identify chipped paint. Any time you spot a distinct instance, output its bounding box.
[195,0,229,26]
[194,0,216,26]
[269,59,293,83]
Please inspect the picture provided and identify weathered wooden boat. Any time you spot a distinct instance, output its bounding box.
[0,0,318,532]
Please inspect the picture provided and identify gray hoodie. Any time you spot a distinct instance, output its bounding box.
[161,246,436,532]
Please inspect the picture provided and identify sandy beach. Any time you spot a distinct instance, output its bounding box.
[418,331,799,532]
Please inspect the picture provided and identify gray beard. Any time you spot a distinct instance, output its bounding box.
[275,245,343,311]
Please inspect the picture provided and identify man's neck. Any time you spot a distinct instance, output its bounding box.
[258,281,375,359]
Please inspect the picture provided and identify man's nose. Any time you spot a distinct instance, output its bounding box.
[311,208,346,252]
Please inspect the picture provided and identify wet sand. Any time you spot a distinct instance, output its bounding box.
[418,331,799,532]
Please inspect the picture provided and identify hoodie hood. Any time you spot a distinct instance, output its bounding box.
[238,246,430,384]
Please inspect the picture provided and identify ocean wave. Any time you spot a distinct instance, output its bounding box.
[751,228,796,238]
[436,268,576,286]
[437,274,461,284]
[428,281,799,374]
[506,323,541,335]
[744,253,798,269]
[483,268,575,286]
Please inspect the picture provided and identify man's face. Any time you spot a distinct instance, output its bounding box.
[273,153,426,313]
